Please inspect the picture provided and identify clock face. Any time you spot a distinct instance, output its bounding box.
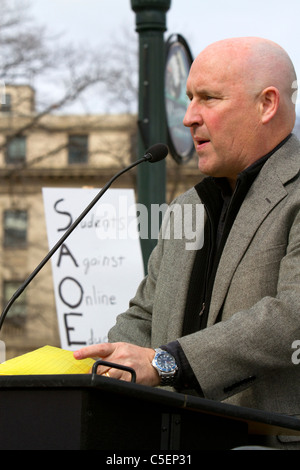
[165,34,194,164]
[156,351,176,372]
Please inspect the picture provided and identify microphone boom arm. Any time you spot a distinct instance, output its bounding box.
[0,154,153,331]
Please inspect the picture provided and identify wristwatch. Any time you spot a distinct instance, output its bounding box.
[152,348,178,386]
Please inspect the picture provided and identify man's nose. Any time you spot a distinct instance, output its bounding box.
[183,101,203,127]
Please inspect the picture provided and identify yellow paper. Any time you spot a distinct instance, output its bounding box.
[0,345,94,375]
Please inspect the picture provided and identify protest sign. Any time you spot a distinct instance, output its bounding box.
[43,188,144,350]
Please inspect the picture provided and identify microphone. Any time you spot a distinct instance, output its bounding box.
[144,143,168,163]
[0,143,168,331]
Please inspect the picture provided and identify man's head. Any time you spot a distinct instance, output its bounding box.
[183,37,297,188]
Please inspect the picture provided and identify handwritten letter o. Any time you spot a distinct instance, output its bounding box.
[58,277,84,309]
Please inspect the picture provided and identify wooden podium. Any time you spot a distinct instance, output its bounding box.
[0,373,299,450]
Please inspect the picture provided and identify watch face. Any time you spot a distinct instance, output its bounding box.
[156,351,176,372]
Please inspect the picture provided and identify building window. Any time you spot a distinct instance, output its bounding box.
[3,281,26,327]
[6,135,26,164]
[1,93,11,113]
[3,210,28,247]
[68,135,88,164]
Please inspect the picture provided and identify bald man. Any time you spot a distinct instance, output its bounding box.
[74,38,300,448]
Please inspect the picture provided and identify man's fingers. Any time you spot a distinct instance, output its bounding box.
[73,343,114,360]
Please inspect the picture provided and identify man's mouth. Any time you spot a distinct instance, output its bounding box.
[195,138,210,150]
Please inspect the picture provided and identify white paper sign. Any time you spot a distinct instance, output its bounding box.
[42,188,144,350]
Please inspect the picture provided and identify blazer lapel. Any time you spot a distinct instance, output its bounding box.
[207,135,300,326]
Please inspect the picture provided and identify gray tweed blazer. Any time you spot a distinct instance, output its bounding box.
[109,134,300,425]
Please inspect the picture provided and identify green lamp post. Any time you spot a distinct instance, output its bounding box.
[131,0,171,271]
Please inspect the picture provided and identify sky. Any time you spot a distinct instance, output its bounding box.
[28,0,300,112]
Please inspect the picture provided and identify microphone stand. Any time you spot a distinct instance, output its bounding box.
[0,149,164,331]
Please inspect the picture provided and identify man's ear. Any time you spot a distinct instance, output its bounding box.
[259,86,280,124]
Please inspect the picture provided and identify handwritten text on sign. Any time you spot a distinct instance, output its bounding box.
[42,188,144,350]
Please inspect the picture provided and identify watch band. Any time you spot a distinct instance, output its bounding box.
[159,374,177,386]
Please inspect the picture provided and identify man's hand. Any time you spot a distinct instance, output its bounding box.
[73,342,160,387]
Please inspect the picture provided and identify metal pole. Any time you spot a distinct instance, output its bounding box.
[131,0,171,271]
